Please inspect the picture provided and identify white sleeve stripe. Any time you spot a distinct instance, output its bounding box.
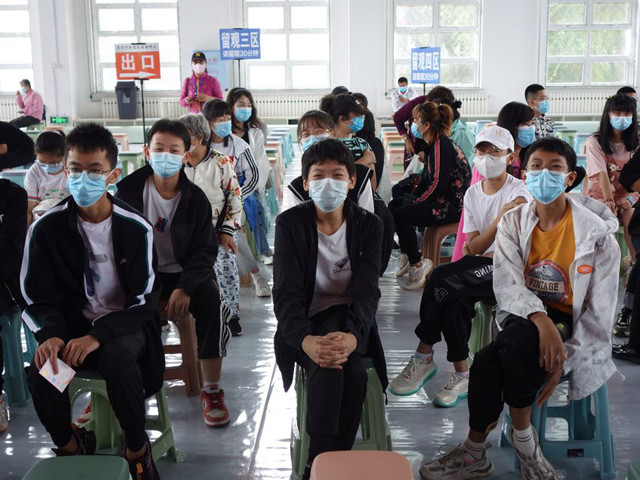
[241,149,259,195]
[19,202,69,333]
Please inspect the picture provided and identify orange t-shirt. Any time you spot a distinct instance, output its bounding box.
[524,205,575,315]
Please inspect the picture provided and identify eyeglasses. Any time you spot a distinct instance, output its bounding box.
[526,164,565,173]
[300,129,331,140]
[473,147,506,155]
[67,166,114,181]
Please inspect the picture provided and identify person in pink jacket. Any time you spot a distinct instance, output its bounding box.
[180,51,223,113]
[11,79,44,128]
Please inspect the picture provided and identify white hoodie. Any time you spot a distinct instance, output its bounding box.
[494,195,620,400]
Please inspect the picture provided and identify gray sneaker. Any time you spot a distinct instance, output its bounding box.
[419,444,493,480]
[509,427,559,480]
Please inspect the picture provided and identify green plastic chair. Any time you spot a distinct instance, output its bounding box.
[0,306,30,405]
[290,357,392,480]
[468,302,495,364]
[68,371,180,462]
[22,456,131,480]
[627,459,640,479]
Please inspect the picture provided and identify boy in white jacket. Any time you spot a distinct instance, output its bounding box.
[420,137,620,480]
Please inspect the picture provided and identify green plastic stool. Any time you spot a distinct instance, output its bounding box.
[22,456,131,480]
[627,459,640,479]
[290,358,391,480]
[468,302,495,364]
[0,306,30,405]
[68,371,180,462]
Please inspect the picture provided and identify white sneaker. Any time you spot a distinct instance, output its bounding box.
[419,444,493,480]
[433,372,469,408]
[260,254,274,265]
[395,253,410,277]
[509,427,559,480]
[388,356,438,396]
[252,273,271,297]
[404,259,434,291]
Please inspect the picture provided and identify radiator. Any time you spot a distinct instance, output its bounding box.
[549,89,617,116]
[101,96,167,119]
[454,92,488,116]
[0,97,19,122]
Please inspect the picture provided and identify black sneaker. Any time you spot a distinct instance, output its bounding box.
[613,307,632,338]
[126,439,160,480]
[612,343,640,364]
[229,316,243,337]
[52,425,97,456]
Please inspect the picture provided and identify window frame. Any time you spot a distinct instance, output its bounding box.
[387,0,483,90]
[88,0,181,95]
[0,1,33,95]
[542,0,639,87]
[242,0,331,91]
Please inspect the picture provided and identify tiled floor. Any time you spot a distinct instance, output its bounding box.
[2,154,640,479]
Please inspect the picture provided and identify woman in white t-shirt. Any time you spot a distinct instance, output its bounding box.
[25,130,69,224]
[586,93,639,263]
[389,126,531,408]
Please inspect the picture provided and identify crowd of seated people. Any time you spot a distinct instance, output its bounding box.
[0,80,636,480]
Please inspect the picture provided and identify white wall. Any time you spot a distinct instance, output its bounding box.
[15,0,639,121]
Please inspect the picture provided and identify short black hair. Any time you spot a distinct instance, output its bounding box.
[331,86,349,95]
[525,84,546,101]
[398,77,408,84]
[36,130,66,157]
[617,86,636,95]
[66,123,118,169]
[20,79,31,88]
[301,138,356,180]
[523,137,577,171]
[202,99,232,122]
[147,119,191,152]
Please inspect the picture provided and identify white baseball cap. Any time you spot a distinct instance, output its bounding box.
[474,125,515,152]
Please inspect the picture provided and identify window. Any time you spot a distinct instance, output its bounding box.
[391,0,481,88]
[244,0,330,90]
[0,0,33,94]
[90,0,180,93]
[545,0,637,85]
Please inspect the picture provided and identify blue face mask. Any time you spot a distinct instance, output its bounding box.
[537,100,550,115]
[67,171,112,208]
[525,169,566,205]
[410,122,421,138]
[399,86,408,93]
[308,178,349,213]
[37,160,63,174]
[348,115,365,133]
[301,134,331,153]
[610,115,633,131]
[150,152,183,178]
[214,120,232,138]
[20,86,27,95]
[235,107,252,123]
[517,125,536,147]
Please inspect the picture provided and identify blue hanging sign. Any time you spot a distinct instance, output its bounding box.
[411,47,441,84]
[219,28,261,60]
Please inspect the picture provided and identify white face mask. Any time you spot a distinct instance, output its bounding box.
[192,63,206,75]
[474,153,509,179]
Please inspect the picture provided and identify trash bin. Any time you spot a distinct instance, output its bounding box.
[115,81,138,120]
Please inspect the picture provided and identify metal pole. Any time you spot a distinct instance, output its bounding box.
[237,59,241,87]
[139,78,147,148]
[423,83,426,95]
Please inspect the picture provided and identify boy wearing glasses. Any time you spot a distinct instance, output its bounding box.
[21,123,163,480]
[390,126,530,406]
[420,138,619,480]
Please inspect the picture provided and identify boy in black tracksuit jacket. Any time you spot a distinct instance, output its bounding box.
[273,139,388,480]
[116,119,231,428]
[0,179,27,431]
[21,124,163,479]
[614,149,640,362]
